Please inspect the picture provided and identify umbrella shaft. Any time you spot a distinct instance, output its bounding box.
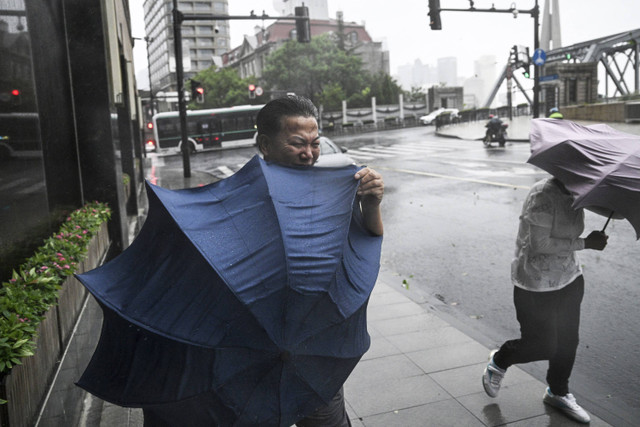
[601,211,615,233]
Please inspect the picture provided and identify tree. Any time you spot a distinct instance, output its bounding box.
[187,66,257,109]
[262,35,366,106]
[407,86,427,103]
[366,72,403,105]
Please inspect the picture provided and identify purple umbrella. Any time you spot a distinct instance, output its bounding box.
[528,118,640,239]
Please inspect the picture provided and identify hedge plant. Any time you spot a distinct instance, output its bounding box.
[0,202,110,383]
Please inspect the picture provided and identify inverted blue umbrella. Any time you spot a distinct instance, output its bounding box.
[76,155,382,426]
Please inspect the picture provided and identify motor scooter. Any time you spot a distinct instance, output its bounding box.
[483,123,508,147]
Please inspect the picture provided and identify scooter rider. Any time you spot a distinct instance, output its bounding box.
[485,114,505,139]
[486,114,503,134]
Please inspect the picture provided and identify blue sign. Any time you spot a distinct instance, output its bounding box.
[532,48,546,66]
[539,74,559,82]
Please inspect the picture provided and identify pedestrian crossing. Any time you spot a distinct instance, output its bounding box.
[208,142,459,179]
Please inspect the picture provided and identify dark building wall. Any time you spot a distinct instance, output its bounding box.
[62,0,129,253]
[0,0,139,280]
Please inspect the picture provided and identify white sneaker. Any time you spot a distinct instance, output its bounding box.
[482,350,506,398]
[543,387,591,423]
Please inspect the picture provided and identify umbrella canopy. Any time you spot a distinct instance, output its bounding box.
[528,118,640,239]
[76,155,382,426]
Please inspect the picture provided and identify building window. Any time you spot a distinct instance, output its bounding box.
[567,78,577,103]
[194,2,210,11]
[213,2,225,12]
[197,37,213,47]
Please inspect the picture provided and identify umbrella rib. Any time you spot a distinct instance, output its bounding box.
[573,149,639,206]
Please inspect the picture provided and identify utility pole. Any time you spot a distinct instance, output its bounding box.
[144,36,155,118]
[172,6,311,177]
[428,0,541,118]
[172,0,190,177]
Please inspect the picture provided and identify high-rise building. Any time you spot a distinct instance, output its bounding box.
[143,0,231,95]
[272,0,329,20]
[396,59,437,91]
[437,57,457,87]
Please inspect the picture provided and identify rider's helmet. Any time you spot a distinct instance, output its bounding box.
[488,114,494,119]
[549,107,559,114]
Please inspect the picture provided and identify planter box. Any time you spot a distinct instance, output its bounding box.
[0,222,109,427]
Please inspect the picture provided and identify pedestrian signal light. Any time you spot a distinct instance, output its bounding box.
[248,84,256,99]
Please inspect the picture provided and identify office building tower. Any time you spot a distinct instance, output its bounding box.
[143,0,231,95]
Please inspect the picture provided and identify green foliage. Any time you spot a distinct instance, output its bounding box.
[407,86,427,103]
[316,82,346,111]
[188,66,260,109]
[263,34,404,111]
[363,72,403,106]
[263,35,366,106]
[0,202,111,378]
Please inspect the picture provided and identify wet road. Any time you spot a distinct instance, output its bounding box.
[334,127,640,425]
[149,126,640,424]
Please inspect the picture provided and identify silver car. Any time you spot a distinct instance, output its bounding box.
[315,136,355,167]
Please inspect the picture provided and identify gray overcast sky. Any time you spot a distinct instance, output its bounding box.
[130,0,639,86]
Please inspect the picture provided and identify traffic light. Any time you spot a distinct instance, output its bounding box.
[511,45,518,64]
[295,6,311,43]
[522,64,531,78]
[428,0,442,30]
[11,89,21,105]
[190,80,204,103]
[565,53,572,61]
[248,84,256,99]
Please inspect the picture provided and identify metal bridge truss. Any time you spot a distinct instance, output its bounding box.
[485,28,640,107]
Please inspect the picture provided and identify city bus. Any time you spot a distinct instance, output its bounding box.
[150,105,264,153]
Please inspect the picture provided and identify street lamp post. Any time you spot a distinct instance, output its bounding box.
[144,36,155,118]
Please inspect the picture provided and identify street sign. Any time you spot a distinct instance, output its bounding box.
[255,86,264,97]
[532,48,546,66]
[539,74,559,82]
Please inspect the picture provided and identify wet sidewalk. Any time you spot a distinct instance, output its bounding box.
[41,268,613,427]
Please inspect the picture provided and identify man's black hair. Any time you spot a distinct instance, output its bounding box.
[256,95,319,138]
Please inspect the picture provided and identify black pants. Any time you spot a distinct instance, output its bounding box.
[295,387,351,427]
[493,275,584,396]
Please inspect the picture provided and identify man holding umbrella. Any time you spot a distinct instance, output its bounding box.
[256,95,384,426]
[77,94,384,427]
[482,175,608,424]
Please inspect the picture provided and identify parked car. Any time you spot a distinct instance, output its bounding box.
[315,136,355,167]
[419,108,459,125]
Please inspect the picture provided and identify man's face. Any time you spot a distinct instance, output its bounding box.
[259,115,320,166]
